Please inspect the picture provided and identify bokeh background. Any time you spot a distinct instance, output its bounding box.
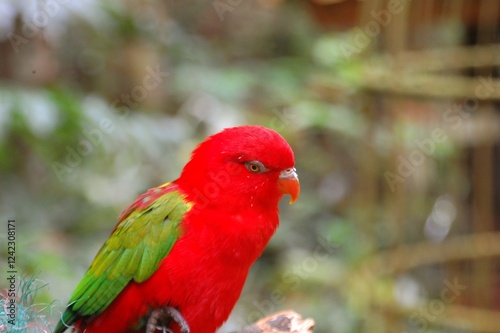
[1,0,500,332]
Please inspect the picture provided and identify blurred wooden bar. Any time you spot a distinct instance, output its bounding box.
[306,0,500,331]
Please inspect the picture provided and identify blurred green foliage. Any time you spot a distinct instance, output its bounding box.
[1,1,498,333]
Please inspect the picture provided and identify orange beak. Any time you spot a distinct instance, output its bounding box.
[278,168,300,204]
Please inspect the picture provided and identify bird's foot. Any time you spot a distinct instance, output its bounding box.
[146,307,190,333]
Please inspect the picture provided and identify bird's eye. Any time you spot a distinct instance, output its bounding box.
[245,161,266,174]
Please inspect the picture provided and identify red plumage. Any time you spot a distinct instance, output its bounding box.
[62,125,299,333]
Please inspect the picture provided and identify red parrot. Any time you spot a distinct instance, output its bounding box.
[55,125,300,333]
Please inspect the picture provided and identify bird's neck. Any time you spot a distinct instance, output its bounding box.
[184,205,280,265]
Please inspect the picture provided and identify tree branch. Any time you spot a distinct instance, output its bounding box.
[234,310,315,333]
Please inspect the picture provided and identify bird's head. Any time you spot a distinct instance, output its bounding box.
[177,125,300,212]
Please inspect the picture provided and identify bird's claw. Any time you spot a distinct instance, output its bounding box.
[146,307,190,333]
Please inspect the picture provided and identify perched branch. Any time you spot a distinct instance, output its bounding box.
[234,310,315,333]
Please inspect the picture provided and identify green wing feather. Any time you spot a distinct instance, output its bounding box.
[55,184,192,332]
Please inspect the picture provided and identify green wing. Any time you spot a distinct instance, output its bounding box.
[55,183,192,332]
